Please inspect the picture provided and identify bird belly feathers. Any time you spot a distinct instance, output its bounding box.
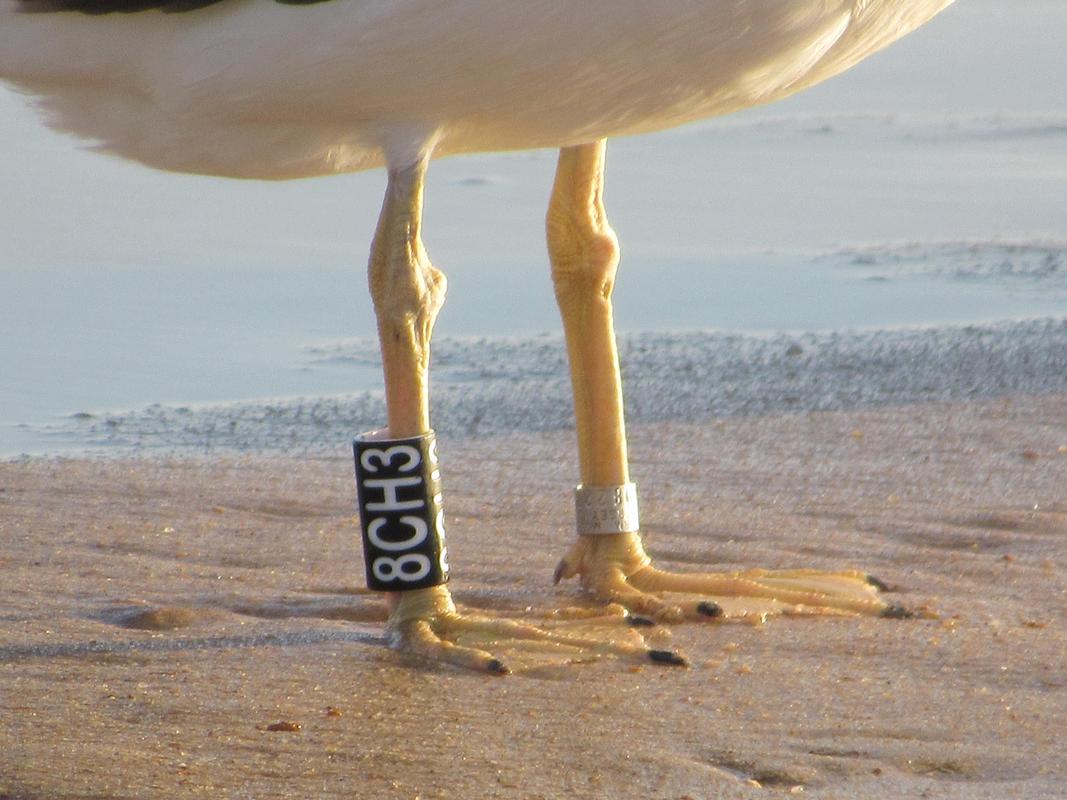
[0,0,954,178]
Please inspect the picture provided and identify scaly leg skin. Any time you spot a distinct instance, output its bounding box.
[547,140,912,625]
[366,154,686,673]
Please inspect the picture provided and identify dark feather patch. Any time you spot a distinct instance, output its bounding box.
[19,0,334,13]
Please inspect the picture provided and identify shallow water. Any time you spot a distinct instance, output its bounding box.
[1,0,1064,456]
[2,246,1065,455]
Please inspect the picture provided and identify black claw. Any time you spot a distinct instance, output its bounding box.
[486,658,511,675]
[648,649,688,667]
[881,604,916,620]
[697,601,724,618]
[866,574,893,592]
[627,614,657,627]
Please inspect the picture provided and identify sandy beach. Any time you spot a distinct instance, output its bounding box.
[2,392,1064,799]
[1,3,1064,797]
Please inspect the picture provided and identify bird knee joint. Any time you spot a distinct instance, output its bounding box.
[370,262,447,331]
[549,228,620,301]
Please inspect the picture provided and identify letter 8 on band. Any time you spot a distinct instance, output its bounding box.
[372,553,432,584]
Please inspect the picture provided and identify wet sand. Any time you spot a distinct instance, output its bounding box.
[1,394,1065,799]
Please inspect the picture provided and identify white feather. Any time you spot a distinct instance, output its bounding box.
[0,0,954,177]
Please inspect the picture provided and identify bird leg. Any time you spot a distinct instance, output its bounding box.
[547,140,904,623]
[362,154,686,673]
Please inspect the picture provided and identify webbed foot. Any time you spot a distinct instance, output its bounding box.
[553,533,911,623]
[386,585,688,674]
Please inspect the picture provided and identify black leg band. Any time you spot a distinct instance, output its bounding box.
[353,429,449,591]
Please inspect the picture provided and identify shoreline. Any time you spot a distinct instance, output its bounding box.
[7,316,1067,458]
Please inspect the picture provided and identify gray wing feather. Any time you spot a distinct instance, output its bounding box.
[18,0,332,13]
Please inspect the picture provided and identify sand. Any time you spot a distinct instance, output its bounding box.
[1,393,1064,799]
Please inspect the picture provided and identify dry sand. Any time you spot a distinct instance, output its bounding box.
[2,394,1065,799]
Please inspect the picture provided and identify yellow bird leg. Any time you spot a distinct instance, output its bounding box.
[547,140,908,623]
[367,153,687,673]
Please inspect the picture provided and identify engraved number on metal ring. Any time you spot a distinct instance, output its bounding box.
[367,516,428,551]
[372,553,432,583]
